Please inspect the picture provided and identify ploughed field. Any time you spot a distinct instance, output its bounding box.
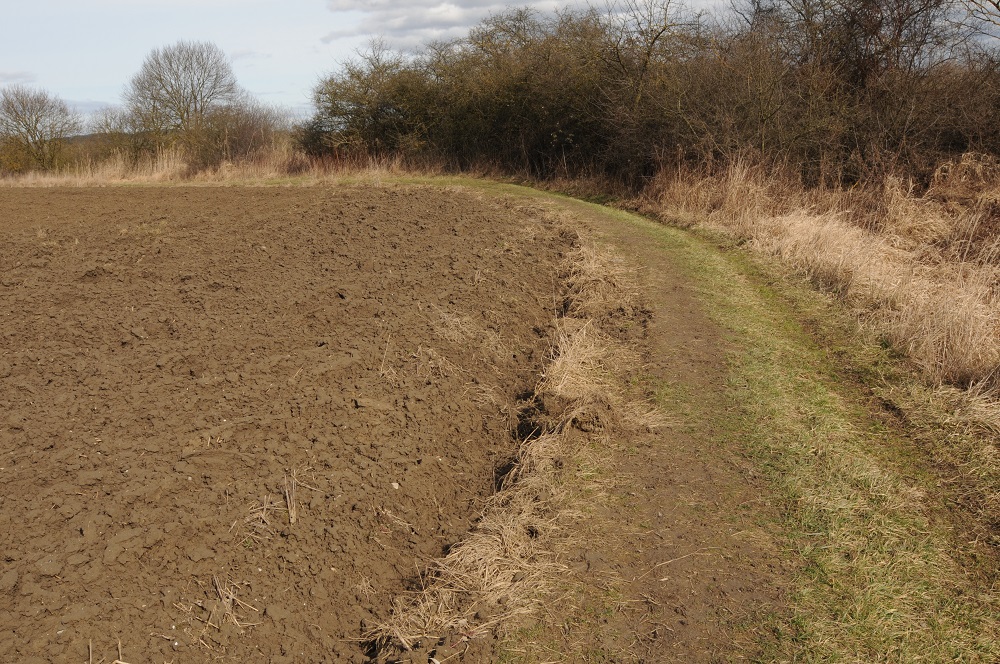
[0,185,569,662]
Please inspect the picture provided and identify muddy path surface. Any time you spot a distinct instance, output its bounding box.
[566,207,789,661]
[0,186,572,663]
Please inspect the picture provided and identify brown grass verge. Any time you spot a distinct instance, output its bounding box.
[0,144,454,187]
[366,231,657,662]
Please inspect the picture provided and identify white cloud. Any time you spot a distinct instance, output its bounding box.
[231,49,273,61]
[322,0,585,52]
[326,0,501,10]
[0,71,37,85]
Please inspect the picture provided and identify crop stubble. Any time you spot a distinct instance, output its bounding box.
[0,185,570,662]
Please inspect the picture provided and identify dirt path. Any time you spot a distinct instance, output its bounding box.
[586,211,788,661]
[482,194,790,662]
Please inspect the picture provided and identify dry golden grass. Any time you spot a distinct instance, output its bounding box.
[652,158,1000,390]
[883,380,1000,526]
[560,244,643,321]
[647,159,798,230]
[929,152,1000,205]
[426,303,511,362]
[0,143,450,187]
[367,428,570,650]
[1,147,190,186]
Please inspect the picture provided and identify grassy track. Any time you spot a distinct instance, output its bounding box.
[607,213,999,661]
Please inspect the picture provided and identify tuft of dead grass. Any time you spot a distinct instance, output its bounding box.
[883,381,1000,530]
[426,303,511,362]
[560,244,643,321]
[233,494,280,548]
[929,152,1000,204]
[212,575,261,631]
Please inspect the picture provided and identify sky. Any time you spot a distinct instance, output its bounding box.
[0,0,589,123]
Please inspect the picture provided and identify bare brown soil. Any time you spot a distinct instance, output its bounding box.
[0,185,571,663]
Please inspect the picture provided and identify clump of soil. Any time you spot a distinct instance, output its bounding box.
[0,185,571,663]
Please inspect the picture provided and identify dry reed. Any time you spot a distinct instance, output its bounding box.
[0,142,446,187]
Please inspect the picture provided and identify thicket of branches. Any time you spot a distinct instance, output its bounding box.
[4,4,997,184]
[303,0,1000,188]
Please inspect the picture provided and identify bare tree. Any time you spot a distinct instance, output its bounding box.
[124,40,240,139]
[963,0,1000,30]
[89,104,160,162]
[0,84,81,171]
[601,0,686,108]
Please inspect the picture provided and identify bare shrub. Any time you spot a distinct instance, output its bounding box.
[0,85,81,173]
